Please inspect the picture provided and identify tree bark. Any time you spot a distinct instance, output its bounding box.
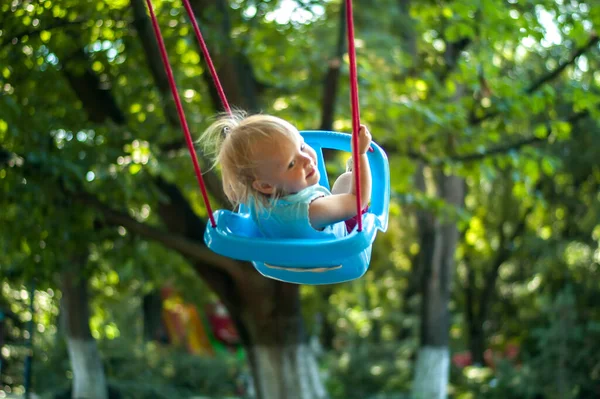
[413,173,464,399]
[142,291,168,343]
[61,45,125,125]
[467,316,486,366]
[60,268,108,399]
[242,284,327,399]
[412,347,450,399]
[466,207,531,365]
[189,0,261,112]
[250,343,326,399]
[465,255,485,365]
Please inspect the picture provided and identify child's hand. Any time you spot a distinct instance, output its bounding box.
[354,124,372,154]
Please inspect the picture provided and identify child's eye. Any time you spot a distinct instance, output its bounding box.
[288,160,295,169]
[300,144,306,151]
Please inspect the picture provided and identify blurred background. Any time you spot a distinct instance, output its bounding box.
[1,0,599,398]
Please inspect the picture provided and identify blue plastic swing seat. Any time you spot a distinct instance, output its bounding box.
[204,130,390,285]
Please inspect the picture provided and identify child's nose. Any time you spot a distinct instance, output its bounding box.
[302,154,312,166]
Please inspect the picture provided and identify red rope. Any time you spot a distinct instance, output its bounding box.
[345,0,363,232]
[144,0,216,228]
[146,0,363,232]
[181,0,231,114]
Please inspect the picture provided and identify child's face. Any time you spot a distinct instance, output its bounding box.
[252,128,320,196]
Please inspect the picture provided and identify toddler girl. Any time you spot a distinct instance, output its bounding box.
[199,112,371,239]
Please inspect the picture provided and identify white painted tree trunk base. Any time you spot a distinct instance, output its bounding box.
[66,337,108,399]
[412,346,449,399]
[252,344,328,399]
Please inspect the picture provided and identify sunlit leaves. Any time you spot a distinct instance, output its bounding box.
[571,85,600,114]
[550,120,572,140]
[40,30,51,42]
[105,0,129,10]
[444,22,476,42]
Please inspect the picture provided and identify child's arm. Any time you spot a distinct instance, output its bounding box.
[309,125,372,230]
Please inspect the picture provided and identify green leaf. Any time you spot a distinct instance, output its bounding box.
[534,124,548,139]
[129,164,142,175]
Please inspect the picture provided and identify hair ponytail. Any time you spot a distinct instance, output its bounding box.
[197,111,295,208]
[198,111,245,170]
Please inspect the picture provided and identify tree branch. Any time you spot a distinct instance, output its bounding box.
[188,0,260,111]
[439,38,471,83]
[526,33,599,94]
[446,109,590,163]
[62,45,126,124]
[76,192,243,277]
[402,19,596,167]
[391,108,590,166]
[130,0,230,206]
[319,2,346,131]
[1,144,242,277]
[479,191,536,326]
[470,33,599,125]
[388,122,543,165]
[130,0,180,127]
[448,136,545,163]
[156,142,230,208]
[0,18,86,50]
[397,0,417,61]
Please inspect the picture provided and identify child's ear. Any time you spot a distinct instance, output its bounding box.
[252,180,275,195]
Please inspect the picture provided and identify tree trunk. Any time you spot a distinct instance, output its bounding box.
[413,173,464,399]
[466,181,530,366]
[238,283,328,399]
[465,264,486,366]
[412,347,450,399]
[249,343,327,399]
[61,269,108,399]
[211,275,328,399]
[468,322,486,366]
[142,290,168,343]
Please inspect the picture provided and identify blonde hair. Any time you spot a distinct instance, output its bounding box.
[199,111,297,208]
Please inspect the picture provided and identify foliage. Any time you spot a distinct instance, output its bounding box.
[452,287,600,399]
[325,342,414,399]
[1,0,599,398]
[32,339,243,399]
[1,280,243,399]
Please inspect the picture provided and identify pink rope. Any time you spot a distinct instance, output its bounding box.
[345,0,363,232]
[181,0,231,114]
[144,0,216,228]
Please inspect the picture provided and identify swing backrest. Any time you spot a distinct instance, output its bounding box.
[238,130,389,232]
[302,130,389,231]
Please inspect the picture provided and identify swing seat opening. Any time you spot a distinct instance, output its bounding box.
[204,130,390,285]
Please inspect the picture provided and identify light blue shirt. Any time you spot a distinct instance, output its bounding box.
[249,185,348,239]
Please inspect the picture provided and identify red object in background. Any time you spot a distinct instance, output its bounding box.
[504,343,519,360]
[206,302,240,346]
[452,344,521,370]
[160,287,215,356]
[452,351,473,368]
